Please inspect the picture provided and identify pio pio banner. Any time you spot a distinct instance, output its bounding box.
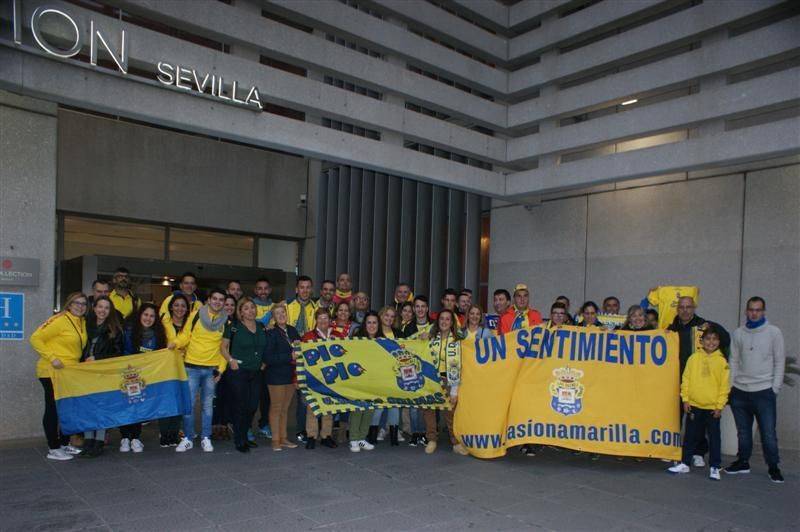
[454,326,682,460]
[297,338,450,416]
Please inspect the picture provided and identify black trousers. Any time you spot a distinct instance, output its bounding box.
[258,369,271,429]
[158,416,182,439]
[39,378,69,450]
[212,371,232,426]
[120,423,142,439]
[227,368,261,446]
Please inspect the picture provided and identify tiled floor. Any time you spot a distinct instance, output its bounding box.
[1,428,797,531]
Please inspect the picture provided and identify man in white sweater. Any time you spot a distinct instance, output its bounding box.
[725,296,785,483]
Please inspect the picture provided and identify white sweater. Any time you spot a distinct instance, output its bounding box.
[730,321,785,394]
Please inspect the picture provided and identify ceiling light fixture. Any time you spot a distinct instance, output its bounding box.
[621,99,638,106]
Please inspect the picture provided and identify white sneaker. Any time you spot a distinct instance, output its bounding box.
[201,437,214,452]
[668,463,690,474]
[349,441,361,453]
[47,448,73,461]
[709,467,721,481]
[692,455,705,467]
[119,438,131,453]
[62,444,82,455]
[377,428,386,441]
[175,438,193,452]
[131,439,144,453]
[397,431,405,442]
[358,440,375,451]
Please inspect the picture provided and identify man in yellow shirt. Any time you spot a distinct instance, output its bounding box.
[108,267,141,319]
[172,288,227,453]
[285,275,317,441]
[253,278,274,325]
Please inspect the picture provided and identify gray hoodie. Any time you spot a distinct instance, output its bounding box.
[730,320,785,394]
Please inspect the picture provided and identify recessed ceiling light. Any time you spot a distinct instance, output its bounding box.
[621,99,638,106]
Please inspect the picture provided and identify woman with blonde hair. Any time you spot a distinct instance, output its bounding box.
[30,292,89,461]
[463,305,492,341]
[263,303,301,451]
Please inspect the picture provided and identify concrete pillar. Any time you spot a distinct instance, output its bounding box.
[0,91,58,439]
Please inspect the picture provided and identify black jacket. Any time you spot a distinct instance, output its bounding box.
[668,314,730,374]
[82,317,123,361]
[262,325,301,385]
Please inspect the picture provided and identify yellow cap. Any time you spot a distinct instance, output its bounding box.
[514,283,529,294]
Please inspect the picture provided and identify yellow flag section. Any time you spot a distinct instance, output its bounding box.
[455,326,681,460]
[52,350,192,434]
[297,337,450,416]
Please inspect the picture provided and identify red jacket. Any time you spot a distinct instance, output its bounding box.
[497,307,543,335]
[301,328,345,342]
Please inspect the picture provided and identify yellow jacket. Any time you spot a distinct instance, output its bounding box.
[285,297,318,334]
[30,313,87,378]
[681,349,730,410]
[174,309,226,372]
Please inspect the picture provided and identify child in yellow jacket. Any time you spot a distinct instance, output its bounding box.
[668,325,730,480]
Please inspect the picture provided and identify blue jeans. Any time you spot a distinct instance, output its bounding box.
[408,409,423,433]
[371,407,400,426]
[184,366,216,440]
[681,408,721,468]
[295,390,306,434]
[729,386,780,467]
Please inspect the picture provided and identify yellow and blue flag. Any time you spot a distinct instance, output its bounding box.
[297,337,449,416]
[52,349,192,433]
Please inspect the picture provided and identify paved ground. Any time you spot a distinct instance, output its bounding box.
[1,427,797,532]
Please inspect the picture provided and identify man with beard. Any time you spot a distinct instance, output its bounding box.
[109,267,141,319]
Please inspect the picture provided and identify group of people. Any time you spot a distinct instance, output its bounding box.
[30,269,786,483]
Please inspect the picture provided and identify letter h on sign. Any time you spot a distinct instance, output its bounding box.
[0,293,25,341]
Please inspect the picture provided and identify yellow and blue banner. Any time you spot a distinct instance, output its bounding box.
[297,338,450,416]
[454,326,682,460]
[52,349,192,433]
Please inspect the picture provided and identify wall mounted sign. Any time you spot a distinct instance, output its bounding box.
[0,292,25,341]
[9,0,263,110]
[0,257,40,286]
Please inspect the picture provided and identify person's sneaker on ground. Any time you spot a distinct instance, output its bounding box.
[452,443,469,455]
[349,441,360,453]
[724,460,751,474]
[668,463,690,474]
[119,438,131,453]
[709,467,721,481]
[296,431,307,443]
[201,437,214,452]
[408,433,419,447]
[520,445,536,457]
[377,428,386,441]
[175,438,193,452]
[131,439,144,453]
[62,444,82,455]
[159,436,169,448]
[320,436,338,448]
[768,467,784,483]
[257,426,272,439]
[692,455,705,467]
[425,441,437,454]
[358,440,375,451]
[47,448,73,461]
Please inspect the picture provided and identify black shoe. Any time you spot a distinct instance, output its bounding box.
[159,436,170,448]
[90,441,105,457]
[389,425,399,447]
[520,445,536,457]
[418,435,428,446]
[320,436,338,449]
[79,439,96,458]
[247,440,259,448]
[366,426,379,445]
[768,467,784,483]
[724,460,751,474]
[236,444,250,453]
[305,437,316,449]
[408,433,419,447]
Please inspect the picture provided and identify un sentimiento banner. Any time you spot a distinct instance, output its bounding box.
[454,326,682,460]
[297,338,450,416]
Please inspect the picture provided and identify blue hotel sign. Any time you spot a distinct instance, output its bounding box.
[0,293,25,341]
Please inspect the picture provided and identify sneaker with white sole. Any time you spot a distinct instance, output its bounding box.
[692,455,705,467]
[709,467,721,481]
[175,437,193,452]
[376,428,386,441]
[201,437,214,452]
[130,439,144,453]
[62,444,82,455]
[452,443,469,456]
[358,440,375,451]
[47,448,73,461]
[119,438,131,453]
[668,463,690,474]
[349,441,361,453]
[257,426,273,439]
[724,460,751,474]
